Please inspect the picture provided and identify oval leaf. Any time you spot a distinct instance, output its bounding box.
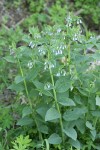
[90,130,96,141]
[36,105,49,119]
[69,139,81,149]
[17,117,33,126]
[45,108,60,121]
[15,75,24,84]
[63,107,87,121]
[86,121,94,130]
[91,111,100,117]
[58,97,76,106]
[38,124,48,134]
[22,106,32,118]
[8,84,24,92]
[4,56,16,63]
[55,77,71,93]
[48,133,62,144]
[63,127,77,141]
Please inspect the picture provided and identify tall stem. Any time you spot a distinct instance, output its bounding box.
[68,43,71,73]
[17,58,43,140]
[17,58,32,109]
[49,68,64,144]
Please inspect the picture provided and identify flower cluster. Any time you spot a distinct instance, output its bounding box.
[77,19,82,25]
[52,44,66,56]
[27,61,33,69]
[29,41,35,48]
[66,15,72,27]
[44,61,56,70]
[56,69,66,77]
[44,82,52,90]
[38,46,46,56]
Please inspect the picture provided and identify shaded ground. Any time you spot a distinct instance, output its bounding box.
[0,0,28,102]
[0,0,100,31]
[0,0,28,28]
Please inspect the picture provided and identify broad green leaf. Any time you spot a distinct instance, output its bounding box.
[4,56,16,63]
[63,127,77,140]
[26,66,40,81]
[90,130,96,141]
[68,139,81,149]
[42,90,53,97]
[96,96,100,106]
[38,124,48,134]
[55,76,71,93]
[48,133,62,144]
[17,117,33,126]
[45,108,60,121]
[8,84,24,92]
[63,107,88,121]
[15,75,24,84]
[77,88,89,96]
[91,111,100,117]
[36,105,49,119]
[22,106,32,118]
[58,97,75,106]
[33,81,53,96]
[75,119,85,134]
[74,95,82,105]
[57,91,69,100]
[86,121,94,130]
[33,80,44,90]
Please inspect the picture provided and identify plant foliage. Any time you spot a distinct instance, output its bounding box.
[3,13,100,149]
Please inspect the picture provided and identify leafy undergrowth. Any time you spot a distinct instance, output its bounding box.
[72,0,100,32]
[0,13,100,150]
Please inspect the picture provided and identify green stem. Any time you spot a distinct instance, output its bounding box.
[17,58,43,141]
[3,129,8,149]
[68,43,70,64]
[49,68,64,144]
[17,58,32,109]
[93,117,98,128]
[68,43,71,73]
